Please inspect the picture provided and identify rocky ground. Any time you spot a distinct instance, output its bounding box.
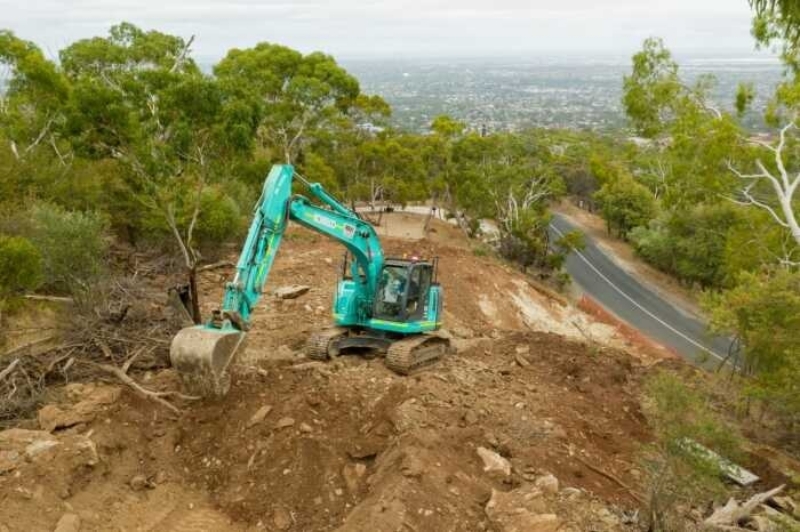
[0,213,794,531]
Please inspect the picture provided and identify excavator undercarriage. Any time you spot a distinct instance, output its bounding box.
[306,328,450,374]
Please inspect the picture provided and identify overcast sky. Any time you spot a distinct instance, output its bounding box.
[1,0,773,61]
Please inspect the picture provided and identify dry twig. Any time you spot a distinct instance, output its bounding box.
[572,453,645,504]
[0,359,20,381]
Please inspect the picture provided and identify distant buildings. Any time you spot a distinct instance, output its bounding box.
[357,122,385,135]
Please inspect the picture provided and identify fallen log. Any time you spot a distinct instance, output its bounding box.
[705,485,785,528]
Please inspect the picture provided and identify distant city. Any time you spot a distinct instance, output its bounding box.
[2,53,785,135]
[341,55,785,134]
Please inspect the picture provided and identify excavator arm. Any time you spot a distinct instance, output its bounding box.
[170,164,384,397]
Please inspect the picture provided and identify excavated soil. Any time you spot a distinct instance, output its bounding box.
[1,214,689,531]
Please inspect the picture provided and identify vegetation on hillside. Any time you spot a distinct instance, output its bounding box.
[0,23,578,319]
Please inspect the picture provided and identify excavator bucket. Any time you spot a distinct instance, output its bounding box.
[169,326,247,398]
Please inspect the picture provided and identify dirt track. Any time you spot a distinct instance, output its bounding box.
[2,213,669,531]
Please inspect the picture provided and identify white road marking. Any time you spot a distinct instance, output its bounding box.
[550,223,726,362]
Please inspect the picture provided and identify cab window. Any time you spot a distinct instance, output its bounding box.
[375,265,408,319]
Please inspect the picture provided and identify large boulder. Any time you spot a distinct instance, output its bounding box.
[38,385,121,432]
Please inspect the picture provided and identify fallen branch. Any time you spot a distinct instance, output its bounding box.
[46,348,76,372]
[572,454,645,504]
[122,346,146,373]
[705,485,785,528]
[89,362,199,414]
[0,359,20,381]
[197,260,235,273]
[290,361,327,372]
[1,336,58,358]
[23,294,74,304]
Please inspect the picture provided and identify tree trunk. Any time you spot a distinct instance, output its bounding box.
[778,193,800,246]
[424,193,438,233]
[188,266,201,324]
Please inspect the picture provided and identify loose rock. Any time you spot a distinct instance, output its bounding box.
[129,474,153,491]
[53,513,81,532]
[272,506,292,530]
[274,285,310,299]
[275,417,295,430]
[247,405,273,428]
[38,405,94,433]
[534,474,559,494]
[0,429,97,477]
[38,387,121,432]
[486,487,560,532]
[452,325,474,339]
[476,446,511,477]
[463,410,479,426]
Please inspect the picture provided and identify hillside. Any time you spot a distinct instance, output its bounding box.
[1,213,794,532]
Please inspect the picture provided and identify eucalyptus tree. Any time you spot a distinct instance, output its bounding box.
[214,43,360,164]
[61,22,257,321]
[0,31,70,162]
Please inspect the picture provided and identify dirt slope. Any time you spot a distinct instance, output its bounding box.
[1,213,663,532]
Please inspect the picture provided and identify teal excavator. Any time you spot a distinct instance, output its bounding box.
[170,164,449,397]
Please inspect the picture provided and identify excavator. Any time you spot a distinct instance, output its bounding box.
[170,164,449,397]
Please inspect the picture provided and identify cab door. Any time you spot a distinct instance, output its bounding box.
[405,264,433,321]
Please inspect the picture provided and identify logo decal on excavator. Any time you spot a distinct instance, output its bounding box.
[313,214,338,230]
[344,224,355,238]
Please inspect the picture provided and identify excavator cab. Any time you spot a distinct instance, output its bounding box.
[319,254,446,373]
[374,259,436,322]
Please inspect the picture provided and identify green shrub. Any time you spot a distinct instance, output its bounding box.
[594,175,657,239]
[630,221,674,272]
[471,244,491,257]
[641,371,741,531]
[632,206,740,289]
[705,269,800,433]
[19,204,108,294]
[0,235,43,296]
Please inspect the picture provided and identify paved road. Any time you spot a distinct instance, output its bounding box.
[550,214,734,368]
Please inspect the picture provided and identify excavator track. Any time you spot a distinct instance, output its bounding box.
[306,328,349,361]
[384,334,450,375]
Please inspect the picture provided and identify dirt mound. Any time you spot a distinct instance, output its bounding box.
[176,362,406,530]
[165,329,647,531]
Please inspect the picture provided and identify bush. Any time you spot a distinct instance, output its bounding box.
[631,205,740,289]
[12,204,108,294]
[630,220,674,272]
[705,269,800,435]
[472,244,491,257]
[0,235,43,296]
[497,211,550,271]
[641,371,741,531]
[594,175,657,239]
